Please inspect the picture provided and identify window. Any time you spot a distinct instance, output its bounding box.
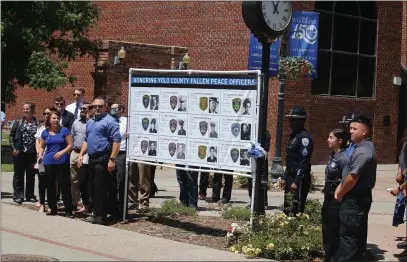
[311,1,377,97]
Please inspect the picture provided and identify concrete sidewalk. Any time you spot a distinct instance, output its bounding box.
[1,204,260,261]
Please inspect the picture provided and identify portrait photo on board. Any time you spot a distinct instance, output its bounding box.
[240,149,250,166]
[242,98,252,115]
[178,96,187,112]
[178,119,186,136]
[207,146,217,163]
[148,141,157,156]
[177,143,186,159]
[150,95,159,110]
[240,123,251,140]
[149,118,158,133]
[208,97,219,114]
[209,122,218,138]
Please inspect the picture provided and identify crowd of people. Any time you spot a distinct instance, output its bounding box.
[6,87,405,261]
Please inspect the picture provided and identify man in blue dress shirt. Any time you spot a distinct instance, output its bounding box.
[78,96,121,225]
[339,113,356,157]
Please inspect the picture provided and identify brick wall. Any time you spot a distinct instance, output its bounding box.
[402,2,406,67]
[5,1,404,164]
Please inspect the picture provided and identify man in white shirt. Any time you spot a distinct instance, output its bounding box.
[66,88,86,120]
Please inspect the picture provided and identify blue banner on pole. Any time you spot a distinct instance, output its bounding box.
[247,11,319,78]
[288,11,319,78]
[247,33,280,77]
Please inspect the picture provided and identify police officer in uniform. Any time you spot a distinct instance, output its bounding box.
[322,128,350,262]
[334,115,377,261]
[280,106,313,216]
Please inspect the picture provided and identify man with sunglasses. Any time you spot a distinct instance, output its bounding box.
[70,102,91,213]
[78,97,121,225]
[66,88,86,120]
[55,96,74,130]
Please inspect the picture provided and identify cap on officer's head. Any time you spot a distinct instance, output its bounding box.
[209,97,218,103]
[210,122,215,127]
[286,105,307,119]
[178,119,184,125]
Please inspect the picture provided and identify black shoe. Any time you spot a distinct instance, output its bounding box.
[128,202,138,210]
[64,213,74,218]
[82,215,94,223]
[26,196,37,203]
[221,198,230,204]
[13,198,23,204]
[90,216,106,225]
[205,198,219,203]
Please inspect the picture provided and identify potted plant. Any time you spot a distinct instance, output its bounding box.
[278,57,315,80]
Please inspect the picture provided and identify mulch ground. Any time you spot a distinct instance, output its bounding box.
[22,204,242,251]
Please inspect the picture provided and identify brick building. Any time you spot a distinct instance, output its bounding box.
[5,1,407,164]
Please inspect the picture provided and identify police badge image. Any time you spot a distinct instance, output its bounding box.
[158,136,187,163]
[219,117,246,141]
[187,139,219,167]
[189,115,220,139]
[128,135,155,160]
[160,88,188,112]
[159,113,188,137]
[130,88,160,112]
[188,90,221,114]
[218,142,251,170]
[221,90,255,116]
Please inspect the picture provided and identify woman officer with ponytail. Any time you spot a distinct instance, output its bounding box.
[322,128,350,261]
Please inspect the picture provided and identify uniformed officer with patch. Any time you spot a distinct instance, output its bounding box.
[322,128,350,261]
[280,106,313,216]
[334,115,377,262]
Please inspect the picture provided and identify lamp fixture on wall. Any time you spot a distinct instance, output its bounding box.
[183,53,190,70]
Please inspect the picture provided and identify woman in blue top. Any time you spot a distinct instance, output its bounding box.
[38,110,73,217]
[322,128,350,262]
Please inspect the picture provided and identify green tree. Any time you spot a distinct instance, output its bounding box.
[1,1,99,103]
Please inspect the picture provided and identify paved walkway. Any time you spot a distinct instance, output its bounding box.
[1,164,406,261]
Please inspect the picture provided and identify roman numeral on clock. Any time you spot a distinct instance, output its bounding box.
[283,16,287,22]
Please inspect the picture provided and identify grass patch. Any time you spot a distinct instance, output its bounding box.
[1,164,13,172]
[151,199,197,218]
[221,206,251,221]
[1,132,9,147]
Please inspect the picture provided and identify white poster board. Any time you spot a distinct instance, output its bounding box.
[127,69,260,172]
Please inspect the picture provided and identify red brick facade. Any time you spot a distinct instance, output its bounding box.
[5,1,405,164]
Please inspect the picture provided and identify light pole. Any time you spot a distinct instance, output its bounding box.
[269,30,288,183]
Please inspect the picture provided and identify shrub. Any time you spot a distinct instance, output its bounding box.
[151,200,197,218]
[228,199,323,260]
[221,206,251,221]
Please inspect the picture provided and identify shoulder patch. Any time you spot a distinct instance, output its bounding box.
[302,138,309,147]
[302,148,308,156]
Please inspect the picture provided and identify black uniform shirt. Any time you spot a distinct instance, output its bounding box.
[325,149,348,183]
[285,128,313,184]
[342,138,377,191]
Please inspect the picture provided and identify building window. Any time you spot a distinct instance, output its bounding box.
[311,1,377,97]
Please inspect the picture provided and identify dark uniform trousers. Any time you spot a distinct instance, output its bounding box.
[199,167,210,197]
[212,170,233,202]
[333,190,372,262]
[176,165,198,208]
[322,184,341,262]
[88,153,112,219]
[283,173,311,216]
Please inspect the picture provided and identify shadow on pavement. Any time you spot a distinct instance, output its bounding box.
[366,243,386,261]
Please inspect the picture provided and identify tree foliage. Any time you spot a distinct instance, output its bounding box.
[1,1,100,103]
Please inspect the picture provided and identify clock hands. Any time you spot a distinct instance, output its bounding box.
[272,1,280,14]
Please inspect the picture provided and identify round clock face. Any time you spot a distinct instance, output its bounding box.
[261,1,292,32]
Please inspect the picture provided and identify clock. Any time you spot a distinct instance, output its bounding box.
[261,1,292,32]
[242,1,293,42]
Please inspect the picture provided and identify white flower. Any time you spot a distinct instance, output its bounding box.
[267,243,275,250]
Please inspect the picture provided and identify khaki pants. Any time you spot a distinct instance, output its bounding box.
[128,163,152,208]
[70,151,81,206]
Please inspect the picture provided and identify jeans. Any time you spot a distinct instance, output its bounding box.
[12,152,37,201]
[176,165,198,208]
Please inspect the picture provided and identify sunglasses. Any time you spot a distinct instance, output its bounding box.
[43,112,51,116]
[92,105,104,109]
[55,102,64,106]
[73,93,81,97]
